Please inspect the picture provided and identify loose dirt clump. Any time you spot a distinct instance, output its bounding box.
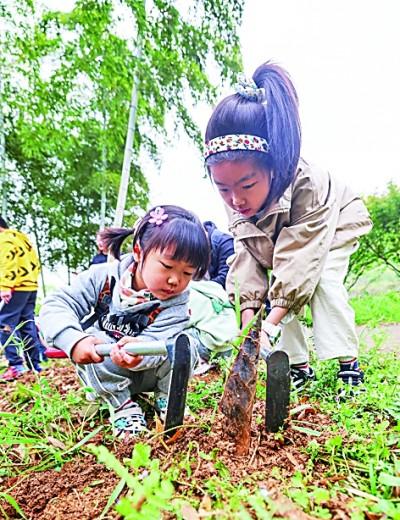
[1,456,120,519]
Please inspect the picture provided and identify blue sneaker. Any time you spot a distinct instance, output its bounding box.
[155,394,168,422]
[337,359,364,386]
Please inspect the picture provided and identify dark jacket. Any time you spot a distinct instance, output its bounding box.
[90,252,108,265]
[203,221,234,289]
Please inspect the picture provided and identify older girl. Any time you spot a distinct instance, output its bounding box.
[204,62,372,393]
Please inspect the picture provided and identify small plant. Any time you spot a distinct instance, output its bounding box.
[90,443,175,519]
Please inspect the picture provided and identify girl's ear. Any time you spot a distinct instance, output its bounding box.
[133,243,142,262]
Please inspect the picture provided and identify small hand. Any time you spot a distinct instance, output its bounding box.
[259,330,273,361]
[110,336,143,369]
[0,289,13,304]
[71,336,104,364]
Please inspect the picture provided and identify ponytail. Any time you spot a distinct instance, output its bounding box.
[98,227,135,260]
[252,63,301,198]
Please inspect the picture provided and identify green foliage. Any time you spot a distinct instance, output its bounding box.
[1,0,243,272]
[90,443,175,519]
[1,312,399,518]
[0,375,106,477]
[350,290,400,326]
[348,182,400,286]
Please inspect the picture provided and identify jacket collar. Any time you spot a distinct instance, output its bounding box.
[230,182,292,228]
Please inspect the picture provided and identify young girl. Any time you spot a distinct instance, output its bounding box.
[39,205,209,436]
[204,62,372,393]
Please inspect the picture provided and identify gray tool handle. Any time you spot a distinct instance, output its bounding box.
[95,340,167,357]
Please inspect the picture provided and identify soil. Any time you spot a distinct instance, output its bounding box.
[0,362,356,520]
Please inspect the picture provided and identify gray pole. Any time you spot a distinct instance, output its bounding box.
[0,60,7,215]
[113,46,142,227]
[99,113,107,230]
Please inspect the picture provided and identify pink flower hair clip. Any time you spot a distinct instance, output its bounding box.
[149,206,168,226]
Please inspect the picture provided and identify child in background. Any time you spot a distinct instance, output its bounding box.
[0,216,43,381]
[39,205,209,436]
[204,62,372,393]
[203,220,234,289]
[89,231,108,266]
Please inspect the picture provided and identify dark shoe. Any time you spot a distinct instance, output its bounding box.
[290,365,316,392]
[0,365,27,382]
[337,360,365,400]
[337,360,364,386]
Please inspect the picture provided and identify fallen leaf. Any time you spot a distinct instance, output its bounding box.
[165,428,184,445]
[154,414,164,434]
[286,451,301,469]
[46,436,67,450]
[365,512,383,520]
[181,503,200,520]
[200,494,212,511]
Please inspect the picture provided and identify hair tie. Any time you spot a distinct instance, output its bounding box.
[149,206,168,226]
[235,74,267,104]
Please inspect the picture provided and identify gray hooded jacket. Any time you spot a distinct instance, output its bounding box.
[39,255,190,371]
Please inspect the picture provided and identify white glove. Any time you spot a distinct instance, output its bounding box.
[260,329,273,361]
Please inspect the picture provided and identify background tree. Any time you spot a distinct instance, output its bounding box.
[1,0,243,277]
[347,182,400,288]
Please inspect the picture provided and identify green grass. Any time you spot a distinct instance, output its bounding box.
[1,289,399,519]
[348,265,400,298]
[350,291,400,326]
[301,290,400,327]
[1,337,399,519]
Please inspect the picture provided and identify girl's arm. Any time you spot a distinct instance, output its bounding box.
[39,265,108,358]
[269,169,339,314]
[226,239,269,315]
[264,306,288,325]
[241,306,287,332]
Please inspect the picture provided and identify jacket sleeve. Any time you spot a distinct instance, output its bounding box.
[269,170,340,313]
[128,302,190,371]
[226,238,269,312]
[39,267,107,357]
[211,234,234,288]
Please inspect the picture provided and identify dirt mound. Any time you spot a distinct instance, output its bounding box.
[0,365,351,519]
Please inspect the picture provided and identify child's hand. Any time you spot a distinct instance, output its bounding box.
[259,330,272,361]
[71,336,105,364]
[110,337,143,369]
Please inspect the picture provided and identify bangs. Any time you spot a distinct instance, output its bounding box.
[143,220,209,280]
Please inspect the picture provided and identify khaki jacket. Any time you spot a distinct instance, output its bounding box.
[226,159,372,314]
